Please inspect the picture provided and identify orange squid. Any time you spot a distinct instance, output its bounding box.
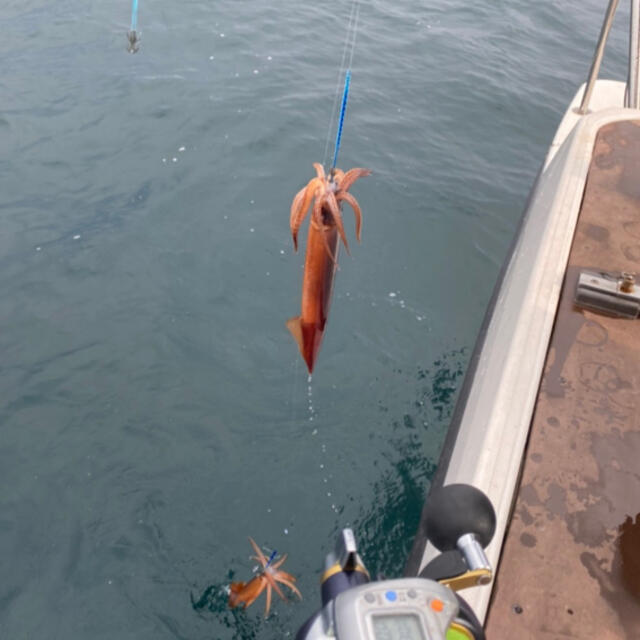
[228,537,301,617]
[287,163,371,373]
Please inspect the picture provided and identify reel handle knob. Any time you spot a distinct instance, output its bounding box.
[425,484,496,551]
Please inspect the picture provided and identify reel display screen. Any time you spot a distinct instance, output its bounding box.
[371,613,428,640]
[331,578,460,640]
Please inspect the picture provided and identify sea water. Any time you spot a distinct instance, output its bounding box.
[0,0,629,638]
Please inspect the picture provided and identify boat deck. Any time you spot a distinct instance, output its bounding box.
[485,120,640,638]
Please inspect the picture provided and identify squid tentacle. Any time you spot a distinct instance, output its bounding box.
[274,576,302,599]
[274,569,296,582]
[336,191,363,243]
[290,178,322,251]
[248,537,269,567]
[264,571,288,602]
[291,165,370,272]
[270,554,288,570]
[312,162,326,180]
[336,167,371,193]
[264,583,272,617]
[326,191,350,255]
[289,186,306,250]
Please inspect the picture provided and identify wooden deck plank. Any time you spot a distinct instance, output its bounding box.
[485,120,640,639]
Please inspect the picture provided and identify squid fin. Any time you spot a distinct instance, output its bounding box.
[286,317,316,373]
[286,317,303,353]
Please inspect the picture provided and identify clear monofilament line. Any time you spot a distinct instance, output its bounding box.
[322,0,361,171]
[345,0,361,70]
[289,357,301,429]
[321,1,357,169]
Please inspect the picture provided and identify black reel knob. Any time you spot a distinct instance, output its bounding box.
[425,483,496,551]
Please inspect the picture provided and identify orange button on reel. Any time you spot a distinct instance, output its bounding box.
[429,598,445,613]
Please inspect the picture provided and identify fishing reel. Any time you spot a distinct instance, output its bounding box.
[296,484,495,640]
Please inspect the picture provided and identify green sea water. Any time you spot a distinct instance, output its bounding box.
[0,1,629,638]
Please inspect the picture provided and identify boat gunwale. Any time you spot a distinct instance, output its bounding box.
[406,89,640,624]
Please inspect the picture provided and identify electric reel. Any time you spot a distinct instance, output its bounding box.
[296,484,496,640]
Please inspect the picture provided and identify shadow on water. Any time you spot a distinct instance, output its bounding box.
[346,348,467,579]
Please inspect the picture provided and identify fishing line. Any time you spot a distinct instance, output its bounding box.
[289,356,302,431]
[321,1,357,169]
[286,1,361,520]
[322,0,362,171]
[130,0,139,32]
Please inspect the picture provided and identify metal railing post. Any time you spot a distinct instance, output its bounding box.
[578,0,620,114]
[628,0,640,107]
